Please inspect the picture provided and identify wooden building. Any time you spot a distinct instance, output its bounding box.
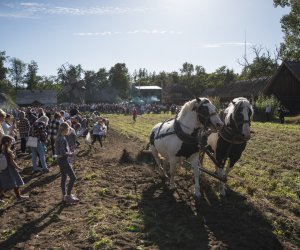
[16,90,57,106]
[202,77,269,102]
[263,61,300,113]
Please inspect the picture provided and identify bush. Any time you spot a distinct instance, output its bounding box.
[253,95,280,121]
[208,96,221,110]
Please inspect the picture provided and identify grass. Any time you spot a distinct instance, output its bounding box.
[105,113,300,243]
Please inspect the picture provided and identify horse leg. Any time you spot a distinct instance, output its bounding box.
[150,146,165,177]
[191,161,201,199]
[169,160,177,190]
[217,167,226,196]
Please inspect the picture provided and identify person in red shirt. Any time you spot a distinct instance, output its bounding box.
[132,107,137,122]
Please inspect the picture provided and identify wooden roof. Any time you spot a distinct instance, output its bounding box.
[16,90,57,106]
[264,60,300,95]
[164,84,193,104]
[202,77,269,101]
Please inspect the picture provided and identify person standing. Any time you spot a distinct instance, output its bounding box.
[29,116,49,174]
[48,112,61,156]
[55,122,78,204]
[17,111,30,154]
[0,135,28,203]
[265,105,272,122]
[132,107,137,122]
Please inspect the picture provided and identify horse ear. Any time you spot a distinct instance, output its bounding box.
[196,97,201,103]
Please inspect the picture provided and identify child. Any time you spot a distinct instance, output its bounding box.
[91,119,107,147]
[55,122,78,204]
[65,123,78,163]
[0,135,28,203]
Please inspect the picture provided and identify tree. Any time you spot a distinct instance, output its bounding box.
[239,45,279,79]
[0,51,8,81]
[109,63,130,100]
[180,62,194,77]
[274,0,300,59]
[24,60,39,89]
[8,57,26,90]
[84,68,109,103]
[207,66,237,87]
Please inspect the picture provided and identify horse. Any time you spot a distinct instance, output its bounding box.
[149,97,224,198]
[202,97,253,196]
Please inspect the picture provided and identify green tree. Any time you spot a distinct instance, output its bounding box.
[8,57,26,90]
[84,68,109,103]
[24,60,39,89]
[207,66,237,87]
[180,62,194,77]
[274,0,300,59]
[109,63,130,100]
[0,51,8,81]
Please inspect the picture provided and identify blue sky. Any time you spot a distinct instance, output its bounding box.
[0,0,289,77]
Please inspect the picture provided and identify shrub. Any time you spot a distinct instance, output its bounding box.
[253,95,280,121]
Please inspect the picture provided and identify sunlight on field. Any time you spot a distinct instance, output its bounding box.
[106,113,300,241]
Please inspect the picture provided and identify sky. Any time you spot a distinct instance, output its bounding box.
[0,0,290,77]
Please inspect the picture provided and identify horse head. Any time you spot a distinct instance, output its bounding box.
[225,97,253,141]
[193,97,224,132]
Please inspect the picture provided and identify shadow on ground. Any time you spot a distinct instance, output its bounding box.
[140,177,283,250]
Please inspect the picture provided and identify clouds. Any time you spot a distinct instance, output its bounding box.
[74,30,182,36]
[203,42,253,48]
[0,2,149,18]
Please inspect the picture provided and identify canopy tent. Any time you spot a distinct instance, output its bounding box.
[129,97,145,105]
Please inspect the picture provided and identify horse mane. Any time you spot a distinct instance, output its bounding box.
[225,97,253,124]
[177,99,196,120]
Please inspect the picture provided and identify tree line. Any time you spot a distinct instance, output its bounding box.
[0,0,299,103]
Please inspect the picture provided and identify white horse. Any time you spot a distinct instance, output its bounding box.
[149,97,224,198]
[203,97,253,196]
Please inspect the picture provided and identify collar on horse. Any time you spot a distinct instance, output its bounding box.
[154,116,201,145]
[219,126,248,144]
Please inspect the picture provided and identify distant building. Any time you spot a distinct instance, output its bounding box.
[201,77,269,102]
[263,61,300,113]
[16,90,57,106]
[133,85,162,104]
[163,84,193,104]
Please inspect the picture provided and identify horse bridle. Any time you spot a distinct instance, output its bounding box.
[195,104,218,130]
[230,102,251,130]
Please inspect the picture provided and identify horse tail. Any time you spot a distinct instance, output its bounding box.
[149,130,155,145]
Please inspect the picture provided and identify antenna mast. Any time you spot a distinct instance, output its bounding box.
[244,30,247,64]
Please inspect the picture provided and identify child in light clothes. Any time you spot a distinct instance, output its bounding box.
[91,119,107,147]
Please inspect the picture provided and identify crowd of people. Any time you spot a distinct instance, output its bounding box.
[0,105,108,205]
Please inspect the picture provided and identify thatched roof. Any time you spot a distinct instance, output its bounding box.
[202,77,269,101]
[164,84,193,104]
[0,93,18,109]
[16,90,57,106]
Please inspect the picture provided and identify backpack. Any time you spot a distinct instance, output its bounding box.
[0,153,8,171]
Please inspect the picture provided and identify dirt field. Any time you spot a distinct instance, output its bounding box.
[0,129,295,249]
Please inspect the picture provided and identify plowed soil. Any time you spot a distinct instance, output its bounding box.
[0,129,291,249]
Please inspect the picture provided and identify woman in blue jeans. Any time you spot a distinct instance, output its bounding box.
[55,122,78,204]
[29,116,49,174]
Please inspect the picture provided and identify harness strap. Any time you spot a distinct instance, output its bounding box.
[219,126,247,144]
[173,119,199,145]
[154,117,175,140]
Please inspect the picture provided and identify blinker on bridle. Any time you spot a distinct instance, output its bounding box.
[193,100,217,129]
[231,101,251,129]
